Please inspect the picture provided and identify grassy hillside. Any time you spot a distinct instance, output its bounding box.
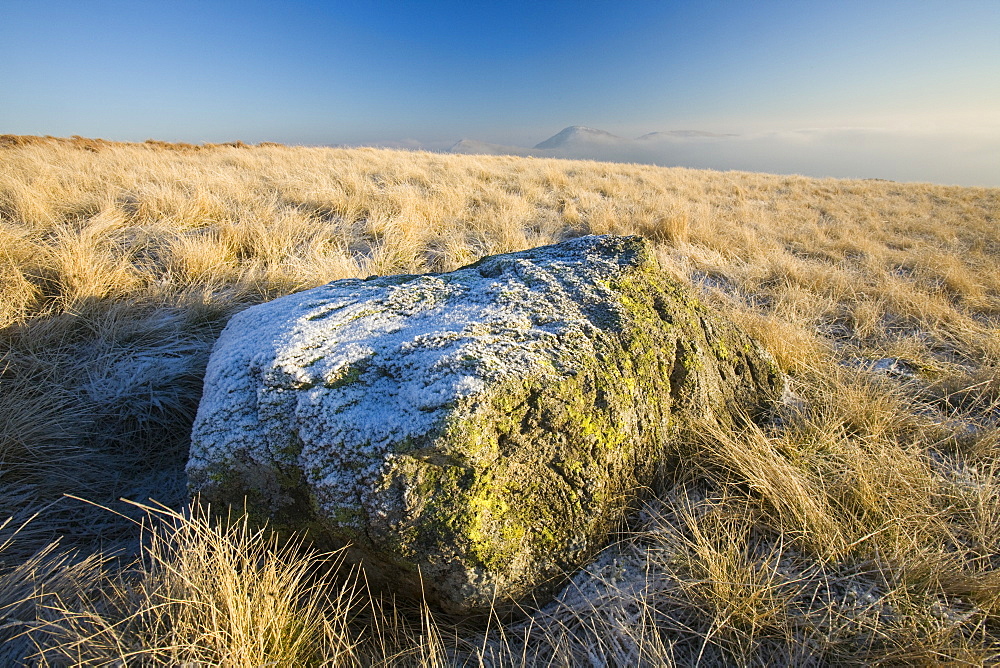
[1,135,998,664]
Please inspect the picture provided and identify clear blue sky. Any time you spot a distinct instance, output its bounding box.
[2,1,998,183]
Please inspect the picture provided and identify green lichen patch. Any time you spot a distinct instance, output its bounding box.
[323,357,372,389]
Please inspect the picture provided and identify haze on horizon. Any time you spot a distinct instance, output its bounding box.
[2,0,998,186]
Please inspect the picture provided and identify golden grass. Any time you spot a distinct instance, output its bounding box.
[1,136,998,664]
[33,502,365,667]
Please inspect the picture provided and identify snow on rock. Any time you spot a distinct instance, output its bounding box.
[187,235,783,615]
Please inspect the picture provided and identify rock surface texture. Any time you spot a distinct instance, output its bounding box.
[188,235,783,614]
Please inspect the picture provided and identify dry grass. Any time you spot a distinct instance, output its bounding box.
[0,136,998,664]
[30,502,362,666]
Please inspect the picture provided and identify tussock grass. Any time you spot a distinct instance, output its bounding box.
[1,136,998,664]
[32,502,363,666]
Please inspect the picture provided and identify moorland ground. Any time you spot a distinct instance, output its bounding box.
[1,134,999,665]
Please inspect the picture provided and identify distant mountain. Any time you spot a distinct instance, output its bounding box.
[533,126,626,149]
[447,126,634,159]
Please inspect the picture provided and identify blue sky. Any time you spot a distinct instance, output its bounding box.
[2,1,998,184]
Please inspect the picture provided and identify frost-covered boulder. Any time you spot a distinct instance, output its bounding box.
[187,235,782,615]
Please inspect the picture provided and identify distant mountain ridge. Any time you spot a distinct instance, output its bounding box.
[444,124,1000,185]
[637,130,737,140]
[448,139,544,157]
[448,125,737,163]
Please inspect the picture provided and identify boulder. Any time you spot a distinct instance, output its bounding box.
[187,235,782,615]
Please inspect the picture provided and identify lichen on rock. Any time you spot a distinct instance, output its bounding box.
[187,235,783,615]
